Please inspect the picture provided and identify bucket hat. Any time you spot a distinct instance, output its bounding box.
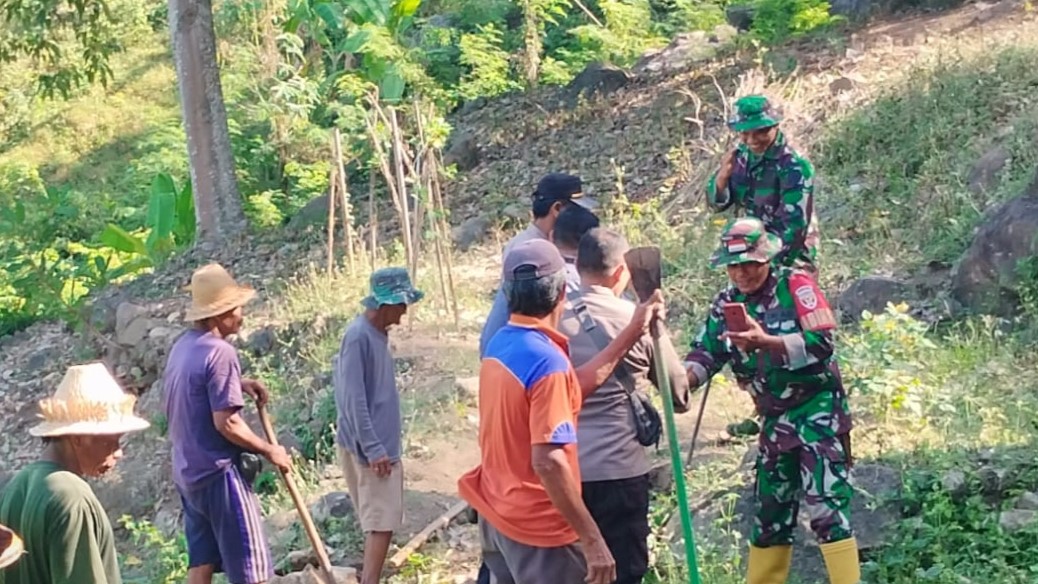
[710,217,783,268]
[184,263,256,322]
[29,362,151,437]
[361,267,424,310]
[728,95,783,132]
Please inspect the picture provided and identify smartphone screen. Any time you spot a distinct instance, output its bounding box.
[722,302,750,333]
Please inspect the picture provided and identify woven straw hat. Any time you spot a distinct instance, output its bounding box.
[29,362,151,438]
[0,523,23,569]
[184,263,256,322]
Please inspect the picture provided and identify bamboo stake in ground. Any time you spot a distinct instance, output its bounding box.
[389,500,469,569]
[429,151,460,328]
[368,169,377,271]
[388,107,416,278]
[326,164,337,274]
[332,128,356,274]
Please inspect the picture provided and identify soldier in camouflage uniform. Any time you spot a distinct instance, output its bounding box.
[684,218,860,584]
[708,95,820,272]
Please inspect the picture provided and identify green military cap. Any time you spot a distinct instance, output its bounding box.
[361,267,424,309]
[728,95,783,132]
[710,217,782,268]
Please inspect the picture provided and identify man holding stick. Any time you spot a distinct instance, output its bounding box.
[164,263,290,584]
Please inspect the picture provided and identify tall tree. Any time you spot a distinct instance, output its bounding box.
[168,0,247,244]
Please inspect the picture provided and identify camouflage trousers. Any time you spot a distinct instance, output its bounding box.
[751,435,853,547]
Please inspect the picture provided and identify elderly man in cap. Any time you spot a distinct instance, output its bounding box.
[163,263,291,584]
[334,267,423,584]
[685,218,858,584]
[0,362,150,583]
[460,239,663,584]
[479,173,598,358]
[709,95,819,273]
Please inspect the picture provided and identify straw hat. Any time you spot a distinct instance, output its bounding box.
[184,263,256,322]
[0,524,23,569]
[29,363,151,437]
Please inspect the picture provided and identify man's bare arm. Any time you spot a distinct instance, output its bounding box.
[574,324,643,399]
[531,444,605,544]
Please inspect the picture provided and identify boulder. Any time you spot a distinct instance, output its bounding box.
[565,62,631,103]
[967,145,1012,195]
[1000,509,1037,532]
[725,4,755,30]
[443,129,480,172]
[288,195,331,231]
[115,303,150,347]
[634,32,717,75]
[951,194,1038,316]
[1016,491,1038,511]
[452,215,492,251]
[311,491,354,522]
[837,276,912,321]
[247,326,279,356]
[455,376,480,402]
[941,469,968,498]
[709,24,739,44]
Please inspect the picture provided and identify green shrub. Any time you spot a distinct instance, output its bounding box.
[750,0,840,42]
[457,24,521,101]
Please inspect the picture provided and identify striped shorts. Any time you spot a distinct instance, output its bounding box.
[177,465,273,584]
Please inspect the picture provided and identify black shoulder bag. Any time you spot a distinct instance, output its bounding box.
[568,291,662,448]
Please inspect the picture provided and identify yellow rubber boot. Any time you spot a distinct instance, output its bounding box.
[747,544,793,584]
[819,537,861,584]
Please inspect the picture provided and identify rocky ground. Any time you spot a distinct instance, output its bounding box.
[3,1,1038,582]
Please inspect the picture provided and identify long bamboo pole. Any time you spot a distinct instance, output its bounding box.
[332,128,356,274]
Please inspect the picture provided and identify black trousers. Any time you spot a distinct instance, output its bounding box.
[475,474,650,584]
[582,474,651,584]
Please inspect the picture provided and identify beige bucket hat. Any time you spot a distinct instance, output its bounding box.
[184,263,256,322]
[29,362,151,438]
[0,523,23,569]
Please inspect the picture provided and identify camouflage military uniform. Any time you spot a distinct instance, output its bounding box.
[707,96,821,271]
[685,219,854,550]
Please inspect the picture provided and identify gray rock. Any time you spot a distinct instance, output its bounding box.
[287,195,331,231]
[455,376,480,402]
[565,62,631,103]
[725,4,755,30]
[979,466,1009,495]
[648,462,674,492]
[634,32,716,75]
[1016,491,1038,511]
[247,326,278,356]
[452,216,492,251]
[311,491,354,522]
[443,129,480,172]
[829,0,872,20]
[709,24,739,44]
[115,303,150,347]
[1000,509,1037,532]
[284,549,317,572]
[829,76,862,95]
[951,194,1038,316]
[941,469,967,497]
[837,276,912,321]
[269,565,357,584]
[967,146,1011,195]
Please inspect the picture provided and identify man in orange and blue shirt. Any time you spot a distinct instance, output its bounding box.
[459,239,661,584]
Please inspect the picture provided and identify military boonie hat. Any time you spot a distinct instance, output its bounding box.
[361,267,424,309]
[728,95,783,132]
[532,173,599,210]
[710,217,782,267]
[503,239,566,282]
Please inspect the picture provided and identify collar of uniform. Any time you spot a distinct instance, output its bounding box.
[579,284,615,298]
[508,314,571,353]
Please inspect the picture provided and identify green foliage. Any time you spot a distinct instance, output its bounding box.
[119,516,189,584]
[570,0,668,67]
[749,0,840,42]
[457,24,521,101]
[99,172,195,268]
[1015,254,1038,321]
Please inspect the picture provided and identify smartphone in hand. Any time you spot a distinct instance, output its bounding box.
[722,302,751,333]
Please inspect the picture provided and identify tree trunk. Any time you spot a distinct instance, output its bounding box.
[522,0,541,88]
[169,0,246,245]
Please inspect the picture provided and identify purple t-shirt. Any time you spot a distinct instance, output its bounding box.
[163,329,246,489]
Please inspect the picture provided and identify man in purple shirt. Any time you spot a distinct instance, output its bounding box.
[163,263,292,584]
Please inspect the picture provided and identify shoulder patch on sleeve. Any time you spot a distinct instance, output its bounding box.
[549,421,577,445]
[789,272,836,331]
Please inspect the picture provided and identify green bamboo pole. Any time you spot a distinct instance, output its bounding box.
[652,322,702,584]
